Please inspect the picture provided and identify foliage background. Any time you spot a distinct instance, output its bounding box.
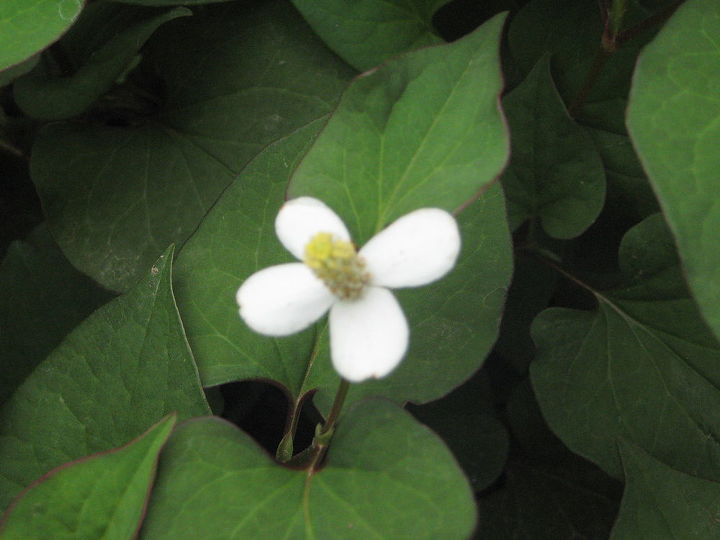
[1,0,719,538]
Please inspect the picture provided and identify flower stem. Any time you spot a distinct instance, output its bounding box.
[308,378,350,471]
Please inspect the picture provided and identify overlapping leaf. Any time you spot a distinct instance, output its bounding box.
[141,400,476,539]
[612,442,720,539]
[291,0,448,71]
[0,247,209,511]
[289,13,508,245]
[30,1,353,291]
[0,225,113,404]
[174,13,511,417]
[530,214,720,480]
[627,0,720,339]
[0,0,83,72]
[501,56,605,238]
[0,416,175,539]
[477,380,622,539]
[14,4,191,120]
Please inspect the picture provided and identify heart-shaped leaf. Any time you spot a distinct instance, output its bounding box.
[0,246,210,511]
[612,442,720,539]
[626,0,720,339]
[140,400,476,539]
[0,415,175,539]
[501,56,606,238]
[530,214,720,480]
[30,1,353,291]
[291,0,448,71]
[288,12,508,245]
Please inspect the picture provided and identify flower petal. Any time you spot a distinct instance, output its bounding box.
[360,208,461,288]
[236,263,334,336]
[329,287,409,382]
[275,197,351,260]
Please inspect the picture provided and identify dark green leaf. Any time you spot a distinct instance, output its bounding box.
[30,1,353,291]
[409,371,509,491]
[612,442,720,539]
[141,400,476,539]
[476,380,621,539]
[530,214,720,480]
[0,415,175,539]
[0,0,83,72]
[14,6,191,120]
[291,0,448,71]
[626,0,720,339]
[0,247,210,510]
[501,56,605,238]
[0,225,113,404]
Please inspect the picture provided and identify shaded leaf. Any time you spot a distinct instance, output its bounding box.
[291,0,448,71]
[611,442,720,539]
[0,0,83,72]
[0,224,114,404]
[14,5,192,120]
[476,380,621,539]
[0,415,175,539]
[409,371,509,491]
[530,214,720,480]
[626,0,720,339]
[0,246,210,511]
[30,1,353,291]
[141,400,476,539]
[501,56,605,238]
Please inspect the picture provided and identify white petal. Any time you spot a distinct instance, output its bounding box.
[360,208,461,288]
[275,197,351,260]
[236,263,334,336]
[329,287,409,382]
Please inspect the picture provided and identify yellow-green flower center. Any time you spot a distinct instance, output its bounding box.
[304,232,369,300]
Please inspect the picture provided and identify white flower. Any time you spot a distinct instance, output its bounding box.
[236,197,461,383]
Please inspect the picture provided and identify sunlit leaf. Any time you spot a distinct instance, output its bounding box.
[0,0,83,72]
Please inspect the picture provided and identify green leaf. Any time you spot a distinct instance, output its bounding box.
[501,56,606,238]
[174,13,512,413]
[174,128,511,417]
[0,55,39,88]
[530,214,720,480]
[408,371,509,491]
[0,246,210,511]
[0,0,84,72]
[477,380,621,539]
[30,1,353,291]
[291,0,448,71]
[0,224,113,404]
[612,442,720,539]
[141,400,476,539]
[288,13,509,245]
[626,0,720,339]
[0,415,175,540]
[14,5,192,120]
